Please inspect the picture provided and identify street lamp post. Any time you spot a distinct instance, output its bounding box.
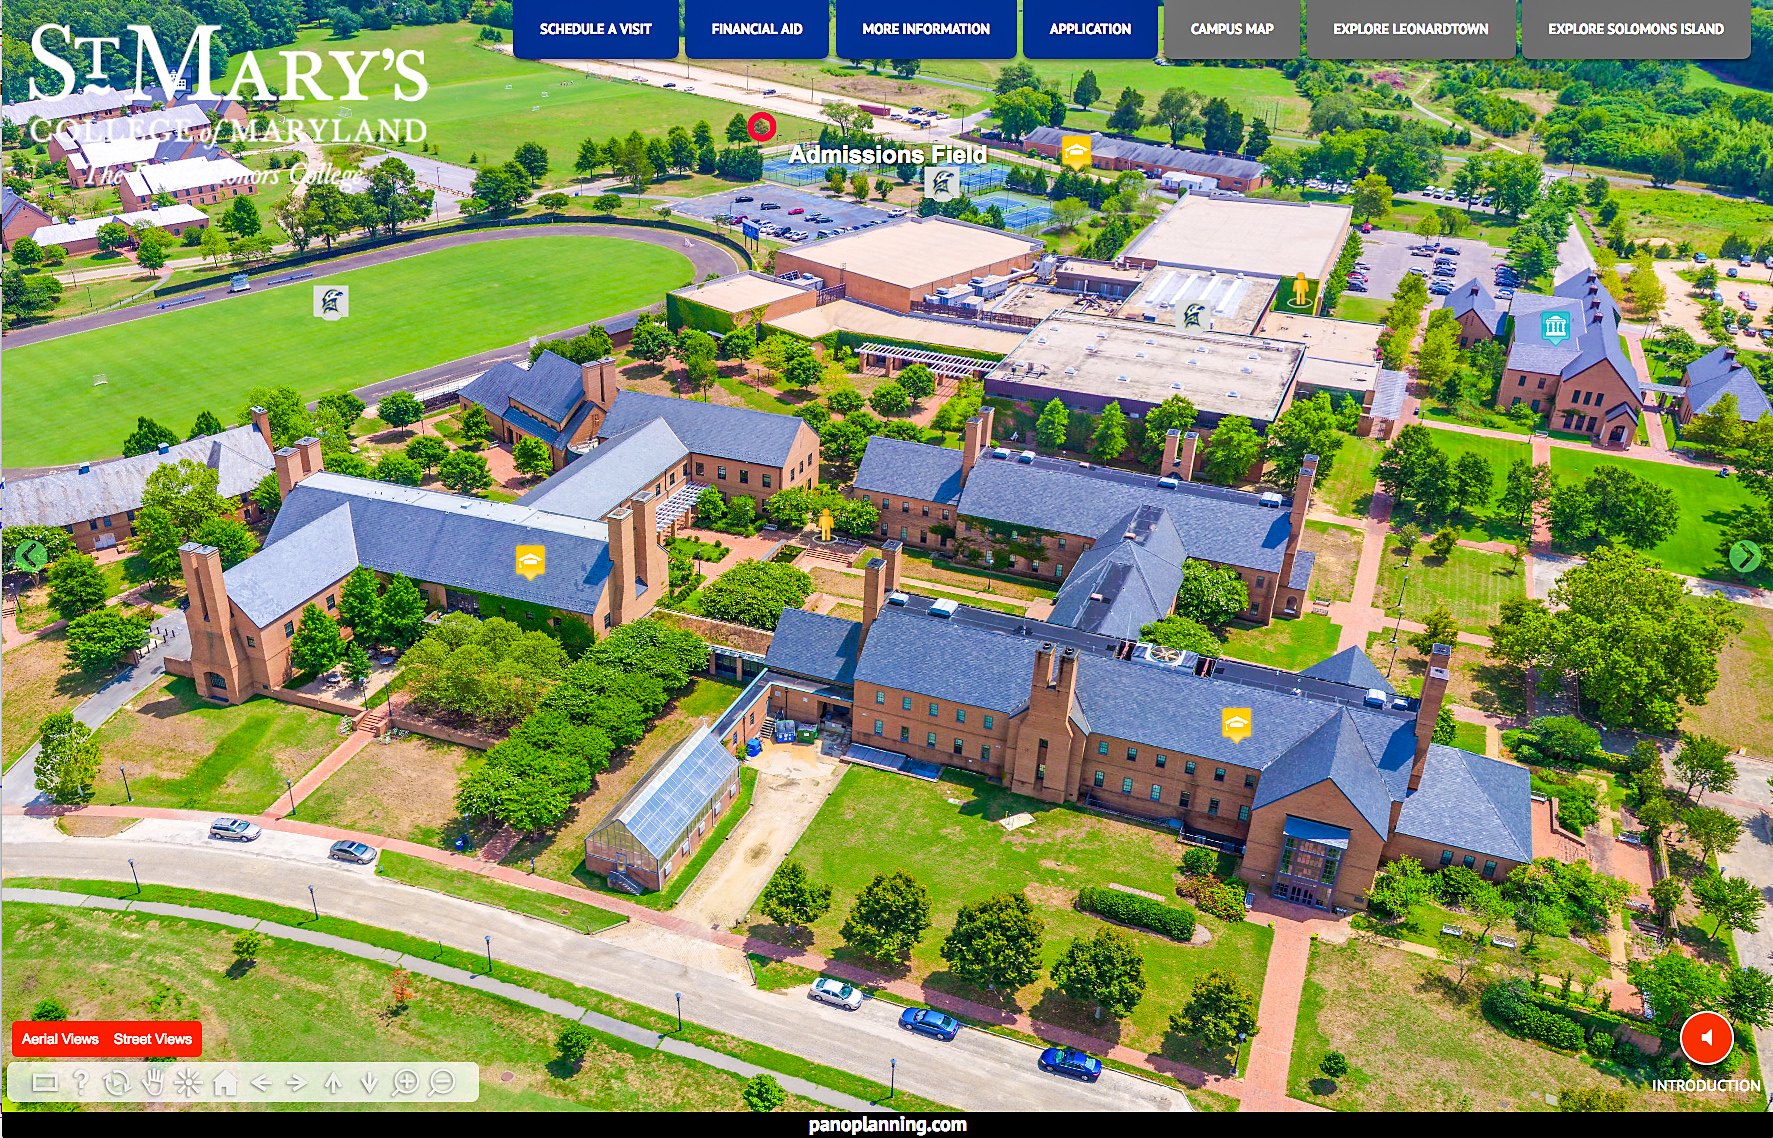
[307,885,318,920]
[485,935,493,972]
[675,992,683,1032]
[119,765,133,802]
[284,778,297,815]
[889,1058,896,1100]
[1386,561,1411,678]
[1233,1032,1247,1077]
[128,858,141,894]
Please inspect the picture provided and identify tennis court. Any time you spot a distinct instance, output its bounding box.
[969,192,1055,232]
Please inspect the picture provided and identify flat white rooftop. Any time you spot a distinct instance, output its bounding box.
[1122,194,1354,283]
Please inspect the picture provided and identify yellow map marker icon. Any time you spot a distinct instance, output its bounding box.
[1222,708,1252,744]
[515,545,546,581]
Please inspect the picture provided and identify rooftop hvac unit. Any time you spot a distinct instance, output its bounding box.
[930,598,960,618]
[1158,475,1179,488]
[993,447,1011,459]
[1259,491,1283,508]
[888,591,910,606]
[1364,688,1387,708]
[1133,643,1197,670]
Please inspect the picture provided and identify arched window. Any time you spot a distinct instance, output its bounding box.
[206,672,228,691]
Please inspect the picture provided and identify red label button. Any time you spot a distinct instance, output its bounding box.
[747,112,777,143]
[11,1021,203,1057]
[1679,1010,1734,1066]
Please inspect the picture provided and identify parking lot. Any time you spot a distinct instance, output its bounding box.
[1344,228,1508,305]
[666,184,903,245]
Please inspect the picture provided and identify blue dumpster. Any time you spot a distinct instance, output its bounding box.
[774,720,796,744]
[746,737,762,757]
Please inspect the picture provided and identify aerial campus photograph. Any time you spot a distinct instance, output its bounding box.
[6,0,1773,1121]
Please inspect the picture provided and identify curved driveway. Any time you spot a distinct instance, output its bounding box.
[3,820,1191,1114]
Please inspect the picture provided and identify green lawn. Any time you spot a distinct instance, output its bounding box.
[673,675,749,719]
[221,25,821,178]
[87,678,340,813]
[1217,613,1342,672]
[1611,185,1773,251]
[1288,937,1760,1111]
[2,901,824,1111]
[1378,543,1525,633]
[1449,719,1488,755]
[1332,295,1390,323]
[1314,435,1380,519]
[1416,426,1532,542]
[6,236,693,467]
[374,849,625,933]
[1417,404,1535,436]
[1548,448,1766,584]
[772,764,1274,1068]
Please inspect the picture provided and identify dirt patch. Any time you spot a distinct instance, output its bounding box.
[296,735,481,845]
[1024,882,1076,908]
[1302,522,1362,604]
[810,568,865,600]
[2,633,103,762]
[55,815,141,837]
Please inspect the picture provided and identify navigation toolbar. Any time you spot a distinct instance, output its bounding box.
[512,0,1751,59]
[6,1063,481,1104]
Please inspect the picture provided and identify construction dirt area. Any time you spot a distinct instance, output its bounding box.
[671,741,846,933]
[1653,258,1773,343]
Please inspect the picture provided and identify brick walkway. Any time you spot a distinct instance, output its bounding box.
[8,798,1324,1108]
[264,707,387,820]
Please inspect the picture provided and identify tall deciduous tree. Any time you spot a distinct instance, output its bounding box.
[46,552,108,621]
[1672,732,1736,802]
[1199,416,1265,485]
[35,711,99,802]
[122,416,181,456]
[1693,872,1761,939]
[1091,401,1129,461]
[1050,926,1146,1020]
[757,859,833,933]
[940,891,1047,993]
[1175,560,1250,625]
[289,603,345,675]
[1262,391,1345,487]
[840,870,932,961]
[1171,968,1261,1047]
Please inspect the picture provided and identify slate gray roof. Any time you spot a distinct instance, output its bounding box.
[458,350,596,445]
[52,103,208,146]
[854,605,1039,713]
[599,390,807,468]
[592,725,739,860]
[255,472,614,626]
[1393,744,1533,862]
[1287,551,1315,592]
[1505,274,1639,395]
[1022,127,1266,180]
[853,436,965,504]
[1684,346,1773,422]
[2,186,50,231]
[2,424,273,530]
[1445,278,1504,334]
[1250,708,1397,837]
[517,418,688,519]
[222,505,362,627]
[765,607,862,685]
[1047,506,1185,639]
[3,85,134,126]
[957,454,1293,571]
[1299,646,1394,695]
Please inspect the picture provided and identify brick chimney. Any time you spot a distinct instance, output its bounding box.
[629,489,666,608]
[179,541,246,703]
[298,435,323,477]
[1180,431,1200,481]
[859,539,903,649]
[962,413,986,484]
[274,436,326,497]
[604,506,635,627]
[249,404,271,441]
[582,356,621,410]
[1161,428,1181,474]
[1261,453,1317,623]
[1412,642,1454,782]
[1009,643,1081,801]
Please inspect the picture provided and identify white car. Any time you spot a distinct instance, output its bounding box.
[209,817,262,842]
[809,977,863,1010]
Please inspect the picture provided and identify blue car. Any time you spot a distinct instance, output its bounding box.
[899,1008,959,1041]
[1038,1046,1102,1082]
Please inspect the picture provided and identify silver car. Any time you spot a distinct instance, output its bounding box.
[808,977,863,1010]
[209,817,262,842]
[329,839,377,864]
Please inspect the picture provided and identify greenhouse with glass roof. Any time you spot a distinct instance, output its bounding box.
[584,725,742,893]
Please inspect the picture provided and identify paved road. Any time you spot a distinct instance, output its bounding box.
[1,609,186,809]
[1,821,1192,1113]
[1713,757,1773,1087]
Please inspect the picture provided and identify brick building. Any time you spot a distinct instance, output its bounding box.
[851,409,1315,623]
[1019,128,1269,193]
[1,412,276,553]
[1442,278,1507,349]
[27,201,208,256]
[584,725,742,892]
[118,153,256,211]
[1,187,53,251]
[1499,271,1643,446]
[761,553,1532,912]
[1677,345,1773,428]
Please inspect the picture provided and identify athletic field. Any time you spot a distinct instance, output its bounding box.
[3,235,692,468]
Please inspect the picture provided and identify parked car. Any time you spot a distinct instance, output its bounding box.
[1696,252,1709,263]
[1741,256,1754,266]
[1359,222,1373,233]
[786,207,804,215]
[1496,288,1515,298]
[809,978,863,1010]
[1429,284,1452,295]
[662,81,676,88]
[760,202,780,210]
[762,88,777,95]
[899,1008,960,1040]
[1345,281,1369,292]
[733,194,754,203]
[329,839,377,863]
[1039,1047,1103,1082]
[1729,267,1739,278]
[682,86,694,93]
[209,817,262,842]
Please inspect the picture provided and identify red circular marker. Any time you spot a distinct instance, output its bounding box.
[1680,1010,1735,1066]
[746,112,777,143]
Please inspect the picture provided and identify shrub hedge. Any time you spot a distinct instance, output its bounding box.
[1179,875,1247,923]
[1482,979,1584,1051]
[1076,886,1197,942]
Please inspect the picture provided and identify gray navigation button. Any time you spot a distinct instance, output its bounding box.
[1164,0,1300,60]
[1307,0,1518,59]
[1522,0,1748,59]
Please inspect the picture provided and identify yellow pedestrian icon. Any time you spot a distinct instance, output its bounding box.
[818,507,834,543]
[1222,708,1252,743]
[515,545,546,581]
